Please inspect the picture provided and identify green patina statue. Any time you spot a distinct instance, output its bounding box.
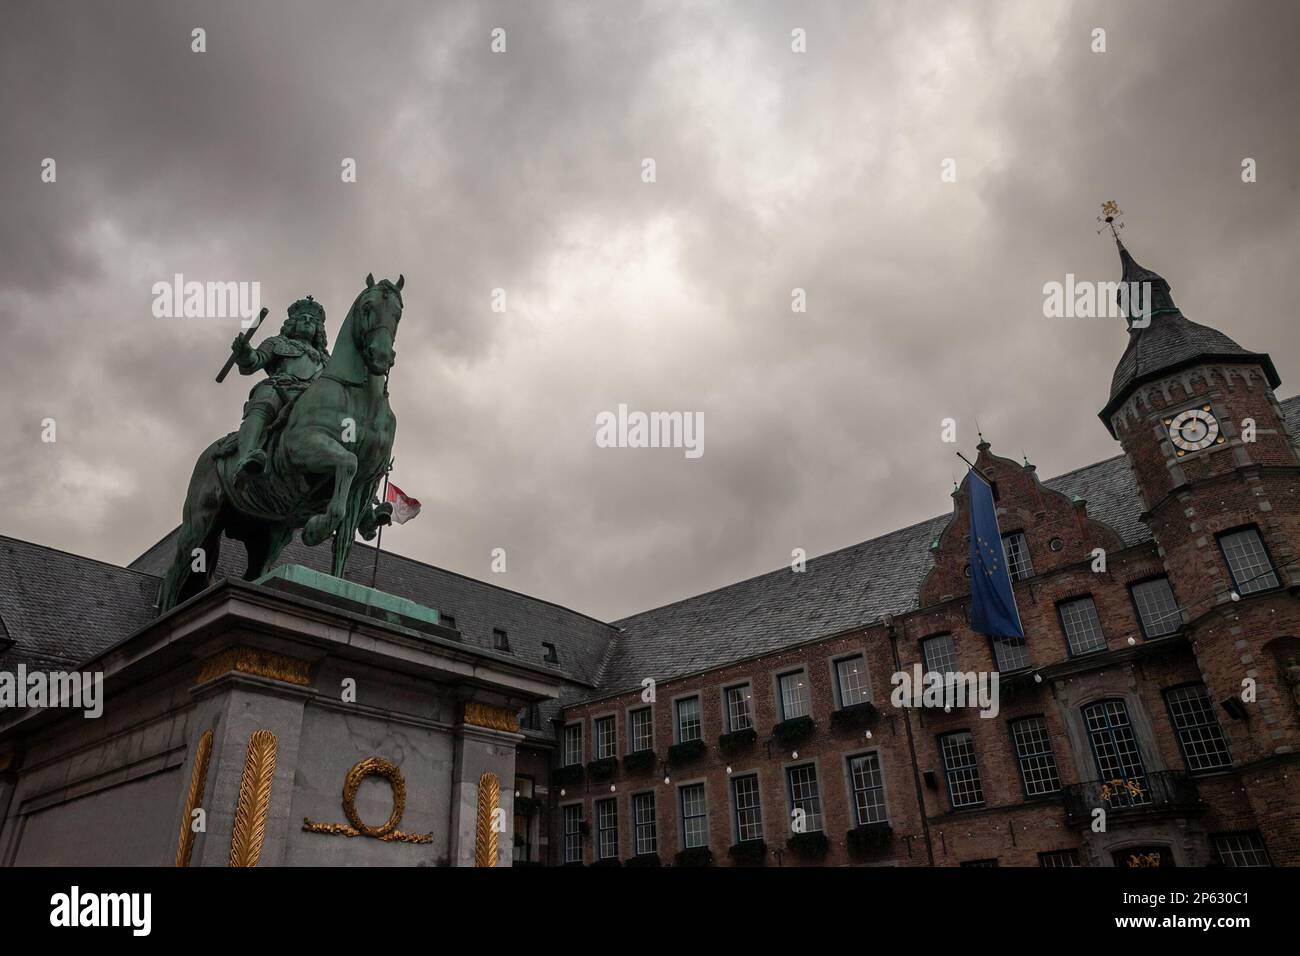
[160,273,405,611]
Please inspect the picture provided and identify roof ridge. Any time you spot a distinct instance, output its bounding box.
[0,535,163,582]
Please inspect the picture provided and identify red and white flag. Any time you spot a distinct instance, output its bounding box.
[384,481,422,525]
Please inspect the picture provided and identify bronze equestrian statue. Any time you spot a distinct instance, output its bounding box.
[160,273,404,610]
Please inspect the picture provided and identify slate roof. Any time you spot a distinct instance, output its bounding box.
[5,396,1298,722]
[1102,241,1279,426]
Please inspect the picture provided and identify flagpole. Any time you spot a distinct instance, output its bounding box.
[370,469,391,590]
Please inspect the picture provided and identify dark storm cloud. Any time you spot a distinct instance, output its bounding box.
[1,0,1298,621]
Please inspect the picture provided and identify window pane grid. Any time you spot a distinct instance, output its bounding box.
[633,793,657,855]
[1219,528,1280,594]
[629,708,653,753]
[940,731,985,808]
[1132,578,1181,638]
[836,656,871,706]
[725,685,754,732]
[787,764,823,832]
[1083,700,1150,807]
[676,697,701,743]
[680,784,708,848]
[562,724,582,766]
[1002,532,1034,580]
[595,798,618,859]
[1213,832,1270,867]
[849,753,887,825]
[1060,597,1107,655]
[1011,717,1062,795]
[594,716,616,759]
[563,805,583,864]
[1039,849,1081,867]
[922,635,958,675]
[778,672,809,720]
[732,775,763,843]
[1166,685,1232,771]
[992,635,1030,671]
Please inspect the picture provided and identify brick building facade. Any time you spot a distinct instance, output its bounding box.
[545,240,1300,868]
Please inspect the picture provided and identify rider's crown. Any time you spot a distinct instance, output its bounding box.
[287,295,326,324]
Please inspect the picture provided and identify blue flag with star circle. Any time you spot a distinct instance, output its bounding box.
[967,471,1025,638]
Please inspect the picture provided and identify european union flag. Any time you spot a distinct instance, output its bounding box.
[967,471,1025,638]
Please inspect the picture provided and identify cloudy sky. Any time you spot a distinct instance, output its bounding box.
[2,0,1298,622]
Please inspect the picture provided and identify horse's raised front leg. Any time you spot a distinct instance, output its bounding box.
[295,434,359,548]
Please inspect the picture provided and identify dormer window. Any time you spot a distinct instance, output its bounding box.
[493,628,510,652]
[542,641,558,663]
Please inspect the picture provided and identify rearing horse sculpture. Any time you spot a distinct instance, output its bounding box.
[160,273,404,610]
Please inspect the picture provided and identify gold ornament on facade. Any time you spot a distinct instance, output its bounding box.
[174,728,213,867]
[474,771,500,867]
[462,701,519,733]
[198,646,311,687]
[302,756,433,844]
[229,729,277,867]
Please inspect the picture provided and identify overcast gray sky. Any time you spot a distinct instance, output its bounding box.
[2,0,1298,621]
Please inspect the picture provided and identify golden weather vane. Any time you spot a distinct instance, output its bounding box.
[1096,200,1125,239]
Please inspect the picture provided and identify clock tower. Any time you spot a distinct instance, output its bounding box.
[1100,228,1300,862]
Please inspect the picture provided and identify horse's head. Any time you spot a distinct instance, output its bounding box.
[353,272,404,375]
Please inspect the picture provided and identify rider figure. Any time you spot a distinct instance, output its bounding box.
[230,296,330,476]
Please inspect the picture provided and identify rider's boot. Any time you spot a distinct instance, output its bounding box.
[235,407,271,476]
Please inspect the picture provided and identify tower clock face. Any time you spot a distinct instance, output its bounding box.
[1165,407,1221,454]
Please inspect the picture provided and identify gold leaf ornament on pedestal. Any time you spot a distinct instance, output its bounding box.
[474,772,500,867]
[229,729,277,867]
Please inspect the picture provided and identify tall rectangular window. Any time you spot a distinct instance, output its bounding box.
[632,792,657,855]
[778,671,810,720]
[1165,684,1233,771]
[595,798,618,860]
[1059,596,1107,656]
[1038,849,1081,867]
[679,783,708,849]
[1131,577,1181,639]
[848,753,887,825]
[835,655,871,707]
[922,634,958,675]
[1212,831,1271,867]
[724,684,754,732]
[562,723,582,767]
[1002,531,1034,580]
[562,804,583,864]
[991,635,1031,672]
[1010,716,1062,796]
[593,716,617,760]
[628,707,653,753]
[675,696,701,743]
[731,774,763,843]
[786,764,823,832]
[1218,527,1280,595]
[939,731,985,809]
[1082,700,1149,807]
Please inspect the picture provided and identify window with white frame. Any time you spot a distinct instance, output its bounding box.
[848,752,887,825]
[731,774,763,843]
[562,723,582,767]
[939,731,985,809]
[632,792,657,855]
[595,798,618,860]
[778,671,809,720]
[1212,831,1271,867]
[786,764,823,832]
[1002,531,1034,580]
[593,715,616,760]
[1130,577,1181,639]
[724,683,754,732]
[679,783,708,849]
[835,655,871,707]
[1058,596,1107,656]
[628,707,653,753]
[921,634,957,676]
[675,696,702,743]
[991,634,1031,672]
[1218,527,1280,595]
[562,804,583,864]
[1165,684,1232,772]
[1010,716,1061,796]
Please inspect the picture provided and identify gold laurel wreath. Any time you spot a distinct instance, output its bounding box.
[474,771,500,867]
[229,729,277,867]
[302,756,433,844]
[174,728,213,867]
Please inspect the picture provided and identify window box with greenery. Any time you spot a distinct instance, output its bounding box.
[772,715,816,746]
[552,764,584,786]
[668,738,707,765]
[728,840,767,866]
[625,853,662,867]
[786,831,829,860]
[830,701,879,731]
[622,749,657,774]
[717,727,758,755]
[586,756,618,781]
[846,822,893,858]
[673,846,713,867]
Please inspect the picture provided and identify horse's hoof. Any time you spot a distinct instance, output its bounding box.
[303,516,332,546]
